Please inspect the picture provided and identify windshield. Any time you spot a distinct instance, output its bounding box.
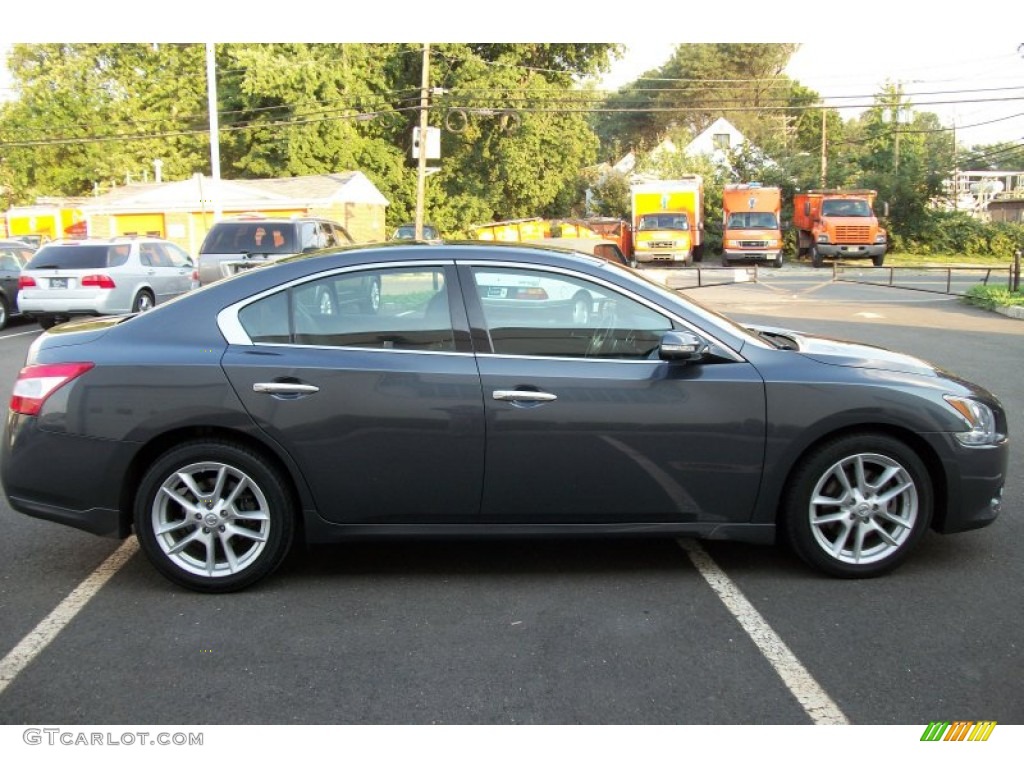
[726,212,778,229]
[821,199,872,217]
[201,222,297,255]
[638,214,688,231]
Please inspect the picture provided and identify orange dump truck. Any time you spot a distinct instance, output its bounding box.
[721,184,783,268]
[793,189,887,268]
[630,177,704,266]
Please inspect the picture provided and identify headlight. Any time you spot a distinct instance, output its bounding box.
[817,234,830,244]
[726,240,739,248]
[944,396,1002,446]
[766,239,779,247]
[874,234,887,244]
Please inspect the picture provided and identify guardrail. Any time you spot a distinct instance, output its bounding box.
[833,263,1014,297]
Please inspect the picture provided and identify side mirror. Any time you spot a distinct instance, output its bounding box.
[659,330,709,362]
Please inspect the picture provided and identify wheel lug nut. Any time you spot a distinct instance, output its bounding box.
[218,525,225,532]
[194,513,202,520]
[202,527,209,534]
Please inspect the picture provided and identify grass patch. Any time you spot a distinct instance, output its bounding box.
[963,284,1024,309]
[886,252,1012,267]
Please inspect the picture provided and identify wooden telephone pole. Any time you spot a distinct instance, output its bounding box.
[415,43,430,240]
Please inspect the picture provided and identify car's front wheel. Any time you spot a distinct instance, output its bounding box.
[783,433,932,578]
[134,441,296,592]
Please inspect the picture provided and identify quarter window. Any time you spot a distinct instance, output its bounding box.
[471,267,672,359]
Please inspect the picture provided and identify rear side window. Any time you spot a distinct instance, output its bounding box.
[26,245,125,269]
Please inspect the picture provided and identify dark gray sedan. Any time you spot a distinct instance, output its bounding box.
[1,243,1009,592]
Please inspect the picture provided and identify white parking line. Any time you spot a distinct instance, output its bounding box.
[0,536,138,697]
[0,328,43,340]
[678,539,849,725]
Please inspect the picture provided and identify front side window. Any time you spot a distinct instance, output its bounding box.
[239,267,455,352]
[471,267,672,359]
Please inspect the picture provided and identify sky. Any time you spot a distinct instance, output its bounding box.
[600,40,1023,148]
[1,1,1022,150]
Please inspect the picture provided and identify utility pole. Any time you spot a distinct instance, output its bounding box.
[205,43,222,222]
[415,43,430,240]
[820,107,827,188]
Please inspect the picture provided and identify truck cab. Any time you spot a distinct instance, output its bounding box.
[794,190,887,268]
[721,184,783,268]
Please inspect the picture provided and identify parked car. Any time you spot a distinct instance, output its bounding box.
[0,239,37,329]
[197,215,354,285]
[391,222,440,241]
[1,243,1007,592]
[17,237,196,329]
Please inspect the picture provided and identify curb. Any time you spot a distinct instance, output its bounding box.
[994,305,1024,320]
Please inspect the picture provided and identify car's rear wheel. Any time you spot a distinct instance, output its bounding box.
[0,295,8,330]
[36,314,59,330]
[134,441,295,592]
[783,433,932,578]
[132,290,155,313]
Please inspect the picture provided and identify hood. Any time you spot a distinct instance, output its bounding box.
[748,325,937,376]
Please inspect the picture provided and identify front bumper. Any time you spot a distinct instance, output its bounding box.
[723,249,782,263]
[925,432,1008,534]
[815,243,886,258]
[634,249,692,265]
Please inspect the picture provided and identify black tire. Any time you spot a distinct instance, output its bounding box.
[134,440,296,592]
[783,433,932,578]
[872,253,885,267]
[0,295,8,330]
[37,314,59,330]
[810,246,824,269]
[772,254,784,269]
[132,289,155,313]
[721,256,731,268]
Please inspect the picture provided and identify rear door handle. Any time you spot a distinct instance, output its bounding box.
[253,382,320,395]
[492,390,557,403]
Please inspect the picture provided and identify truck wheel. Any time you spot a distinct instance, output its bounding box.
[772,254,784,269]
[872,254,885,267]
[810,246,824,268]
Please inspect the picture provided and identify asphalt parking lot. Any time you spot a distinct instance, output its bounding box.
[0,272,1020,738]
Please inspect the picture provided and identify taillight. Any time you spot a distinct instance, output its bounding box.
[10,362,95,416]
[18,275,37,289]
[81,274,116,289]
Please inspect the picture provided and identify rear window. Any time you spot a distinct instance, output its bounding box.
[26,244,128,270]
[200,222,297,255]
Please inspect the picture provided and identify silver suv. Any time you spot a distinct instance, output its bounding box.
[197,216,354,285]
[18,237,196,329]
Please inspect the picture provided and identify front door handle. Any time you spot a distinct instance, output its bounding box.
[253,382,320,395]
[492,390,557,403]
